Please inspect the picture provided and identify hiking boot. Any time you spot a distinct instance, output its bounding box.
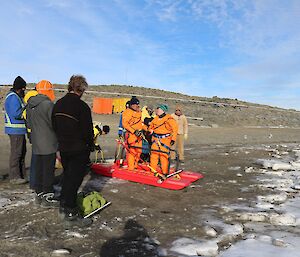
[40,193,60,208]
[63,212,93,228]
[10,178,28,185]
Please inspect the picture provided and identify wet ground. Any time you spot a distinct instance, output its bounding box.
[1,116,300,256]
[0,142,291,257]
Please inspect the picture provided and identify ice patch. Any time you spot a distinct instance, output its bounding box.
[204,226,217,237]
[256,159,294,170]
[228,166,241,171]
[65,231,87,238]
[244,167,255,173]
[170,238,219,257]
[257,193,288,204]
[269,213,296,226]
[170,238,203,256]
[0,197,11,208]
[236,212,268,222]
[219,237,300,257]
[196,241,218,257]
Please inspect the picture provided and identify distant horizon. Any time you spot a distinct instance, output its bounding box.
[2,82,298,111]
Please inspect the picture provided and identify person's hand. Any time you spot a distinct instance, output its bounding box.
[170,140,175,146]
[134,130,143,138]
[184,134,188,140]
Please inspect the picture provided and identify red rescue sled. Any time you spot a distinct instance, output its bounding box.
[91,161,203,190]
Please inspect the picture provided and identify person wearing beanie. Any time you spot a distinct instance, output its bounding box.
[148,104,178,175]
[4,76,27,184]
[26,80,58,207]
[171,106,188,163]
[122,96,145,170]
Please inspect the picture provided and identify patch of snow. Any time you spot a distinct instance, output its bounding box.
[204,226,217,237]
[219,238,300,257]
[196,241,218,257]
[244,167,255,173]
[0,197,11,208]
[170,238,203,256]
[257,193,287,204]
[65,231,87,238]
[236,212,268,222]
[269,213,296,226]
[228,166,241,171]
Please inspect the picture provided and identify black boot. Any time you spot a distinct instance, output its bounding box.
[61,207,92,228]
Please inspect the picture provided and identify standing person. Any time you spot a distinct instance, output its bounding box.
[141,105,155,162]
[4,76,27,184]
[171,106,188,163]
[118,101,130,139]
[23,89,38,189]
[122,97,144,171]
[149,104,178,175]
[26,80,59,207]
[52,75,93,226]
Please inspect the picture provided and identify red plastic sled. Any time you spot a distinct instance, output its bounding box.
[91,161,204,190]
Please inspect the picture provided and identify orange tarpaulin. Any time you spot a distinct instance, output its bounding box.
[36,80,55,101]
[92,98,113,114]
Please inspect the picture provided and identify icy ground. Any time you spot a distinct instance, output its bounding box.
[169,144,300,257]
[2,144,300,256]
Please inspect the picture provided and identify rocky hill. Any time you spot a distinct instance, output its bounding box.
[1,84,300,128]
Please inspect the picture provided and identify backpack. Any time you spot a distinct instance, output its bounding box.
[77,191,107,216]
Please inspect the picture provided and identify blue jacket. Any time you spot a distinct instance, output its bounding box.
[4,90,26,135]
[118,113,126,136]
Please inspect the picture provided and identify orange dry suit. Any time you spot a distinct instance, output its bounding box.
[122,108,145,170]
[149,113,178,175]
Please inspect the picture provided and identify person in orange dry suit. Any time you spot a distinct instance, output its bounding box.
[122,97,145,171]
[148,104,178,175]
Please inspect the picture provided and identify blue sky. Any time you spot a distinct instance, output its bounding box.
[0,0,300,109]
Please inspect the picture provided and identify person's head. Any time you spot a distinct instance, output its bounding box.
[125,100,131,109]
[68,75,88,97]
[156,104,168,116]
[175,105,183,116]
[36,80,55,101]
[147,105,154,116]
[130,97,140,111]
[13,76,26,97]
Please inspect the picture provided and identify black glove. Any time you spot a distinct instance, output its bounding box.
[134,130,143,138]
[170,140,175,146]
[95,144,101,152]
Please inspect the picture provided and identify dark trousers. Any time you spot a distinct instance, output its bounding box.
[8,134,26,180]
[29,152,37,189]
[60,151,89,210]
[34,153,56,194]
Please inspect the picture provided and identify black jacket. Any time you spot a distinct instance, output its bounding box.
[52,93,93,153]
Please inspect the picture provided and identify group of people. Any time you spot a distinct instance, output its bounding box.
[4,75,98,226]
[118,96,188,175]
[4,75,188,226]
